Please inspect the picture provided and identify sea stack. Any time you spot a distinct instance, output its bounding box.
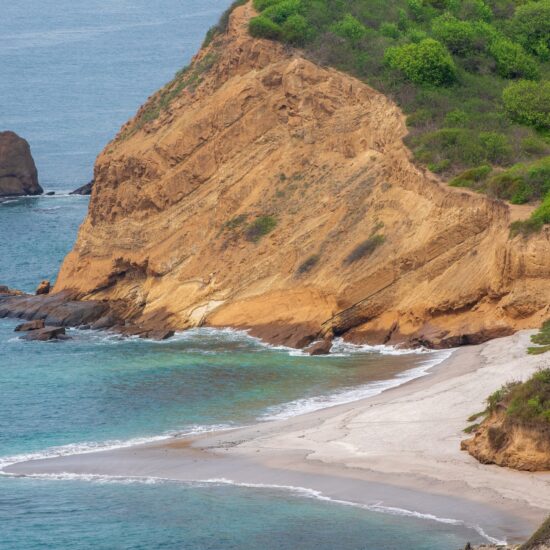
[0,131,43,197]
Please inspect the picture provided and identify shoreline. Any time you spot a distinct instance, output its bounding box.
[5,331,550,544]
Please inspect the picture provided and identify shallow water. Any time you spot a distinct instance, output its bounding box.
[1,1,489,548]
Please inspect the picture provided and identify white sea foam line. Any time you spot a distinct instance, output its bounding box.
[197,478,506,545]
[0,424,234,472]
[10,472,503,545]
[261,349,454,421]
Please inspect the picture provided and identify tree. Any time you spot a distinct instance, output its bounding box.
[331,14,367,44]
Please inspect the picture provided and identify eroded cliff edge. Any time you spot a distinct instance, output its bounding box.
[49,3,549,347]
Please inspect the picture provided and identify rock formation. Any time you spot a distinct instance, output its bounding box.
[462,409,550,472]
[3,3,550,348]
[0,131,42,197]
[70,180,93,195]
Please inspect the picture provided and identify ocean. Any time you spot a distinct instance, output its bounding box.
[1,1,487,548]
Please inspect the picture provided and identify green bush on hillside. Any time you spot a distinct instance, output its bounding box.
[489,38,539,79]
[512,0,550,57]
[249,15,282,39]
[385,38,456,85]
[331,14,368,44]
[503,80,550,130]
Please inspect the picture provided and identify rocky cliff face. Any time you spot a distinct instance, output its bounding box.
[0,131,42,197]
[52,2,550,347]
[462,410,550,472]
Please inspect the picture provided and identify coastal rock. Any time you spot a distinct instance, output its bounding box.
[50,3,550,349]
[461,411,550,471]
[21,326,66,341]
[0,286,24,296]
[0,291,109,327]
[0,131,43,197]
[70,180,93,195]
[35,280,51,295]
[305,339,332,355]
[14,319,45,332]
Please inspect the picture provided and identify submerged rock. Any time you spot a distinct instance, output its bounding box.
[0,131,43,197]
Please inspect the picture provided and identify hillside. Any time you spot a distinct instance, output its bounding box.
[49,1,550,348]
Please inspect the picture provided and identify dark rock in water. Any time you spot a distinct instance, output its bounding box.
[70,180,93,195]
[143,329,175,341]
[15,319,45,332]
[45,191,55,196]
[305,339,332,355]
[35,280,51,295]
[21,326,66,341]
[0,131,43,197]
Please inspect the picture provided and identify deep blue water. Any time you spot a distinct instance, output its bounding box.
[1,1,487,548]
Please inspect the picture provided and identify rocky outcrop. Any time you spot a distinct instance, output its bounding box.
[35,280,51,295]
[70,180,93,195]
[15,2,547,348]
[0,131,42,197]
[462,411,550,471]
[21,326,67,341]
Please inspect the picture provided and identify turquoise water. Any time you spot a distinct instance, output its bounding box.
[1,1,488,548]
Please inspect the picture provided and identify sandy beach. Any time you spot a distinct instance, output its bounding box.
[6,330,550,544]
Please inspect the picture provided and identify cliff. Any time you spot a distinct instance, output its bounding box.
[462,368,550,472]
[50,2,550,348]
[462,410,550,472]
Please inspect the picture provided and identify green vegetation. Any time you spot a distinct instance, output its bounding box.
[528,319,550,355]
[465,367,550,434]
[245,215,278,242]
[344,234,385,264]
[248,0,550,233]
[521,515,550,550]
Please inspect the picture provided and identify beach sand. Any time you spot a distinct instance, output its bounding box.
[6,330,550,544]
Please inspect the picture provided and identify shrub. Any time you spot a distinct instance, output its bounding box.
[449,164,492,187]
[479,132,512,164]
[530,193,550,226]
[488,157,550,202]
[263,0,303,24]
[385,38,456,86]
[380,22,400,39]
[511,0,550,56]
[489,38,539,79]
[503,80,550,129]
[505,368,550,424]
[249,15,282,39]
[245,215,278,242]
[344,234,385,264]
[281,14,313,44]
[431,15,493,55]
[331,14,367,44]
